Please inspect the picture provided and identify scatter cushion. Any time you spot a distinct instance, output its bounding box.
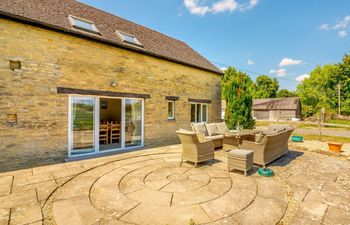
[216,122,229,134]
[192,123,208,136]
[205,123,219,136]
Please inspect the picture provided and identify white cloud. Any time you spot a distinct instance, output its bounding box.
[183,0,210,15]
[334,15,350,30]
[270,68,286,77]
[183,0,258,16]
[220,67,228,71]
[320,15,350,38]
[319,24,330,31]
[296,73,310,82]
[338,30,347,38]
[239,0,259,11]
[279,58,304,67]
[212,0,238,13]
[247,59,255,65]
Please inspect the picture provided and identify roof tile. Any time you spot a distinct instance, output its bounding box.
[0,0,222,74]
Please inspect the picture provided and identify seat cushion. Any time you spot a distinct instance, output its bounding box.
[205,123,219,136]
[228,149,254,159]
[192,123,208,136]
[216,122,229,134]
[205,134,223,141]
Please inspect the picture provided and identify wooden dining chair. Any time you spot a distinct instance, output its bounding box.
[110,122,121,144]
[99,124,109,144]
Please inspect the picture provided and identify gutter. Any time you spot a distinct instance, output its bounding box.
[0,11,223,75]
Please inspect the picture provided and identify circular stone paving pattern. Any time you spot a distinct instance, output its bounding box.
[46,153,288,225]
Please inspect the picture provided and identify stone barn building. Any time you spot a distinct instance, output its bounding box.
[252,97,302,121]
[0,0,222,171]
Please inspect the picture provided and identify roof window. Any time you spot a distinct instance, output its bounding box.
[116,30,143,47]
[68,15,100,35]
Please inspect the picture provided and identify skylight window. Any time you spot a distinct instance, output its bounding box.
[68,15,100,35]
[116,30,143,47]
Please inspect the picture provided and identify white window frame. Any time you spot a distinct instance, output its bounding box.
[68,15,99,33]
[115,30,143,47]
[167,100,175,120]
[191,103,208,123]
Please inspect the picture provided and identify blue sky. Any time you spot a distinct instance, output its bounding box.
[80,0,350,90]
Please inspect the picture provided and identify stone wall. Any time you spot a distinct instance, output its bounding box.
[0,18,222,171]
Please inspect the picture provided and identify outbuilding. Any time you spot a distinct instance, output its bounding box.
[252,97,302,121]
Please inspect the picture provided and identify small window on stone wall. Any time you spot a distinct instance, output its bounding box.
[168,101,175,120]
[9,60,21,70]
[7,114,17,124]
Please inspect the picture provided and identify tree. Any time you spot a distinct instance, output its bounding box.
[222,67,254,129]
[276,89,297,98]
[252,75,279,99]
[338,54,350,115]
[297,64,339,117]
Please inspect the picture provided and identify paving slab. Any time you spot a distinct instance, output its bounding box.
[119,204,211,225]
[52,196,104,225]
[0,189,37,209]
[0,209,9,225]
[291,201,328,225]
[323,206,350,225]
[13,173,54,187]
[0,176,12,196]
[10,203,42,225]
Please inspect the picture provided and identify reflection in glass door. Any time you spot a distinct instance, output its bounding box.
[70,96,96,155]
[124,99,143,147]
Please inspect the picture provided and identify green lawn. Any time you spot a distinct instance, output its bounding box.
[293,133,350,143]
[328,119,350,125]
[255,120,350,131]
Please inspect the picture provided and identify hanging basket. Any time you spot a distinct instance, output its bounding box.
[258,168,274,177]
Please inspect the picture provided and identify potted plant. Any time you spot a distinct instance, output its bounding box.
[327,142,343,153]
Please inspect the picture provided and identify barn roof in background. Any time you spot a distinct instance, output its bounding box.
[253,97,300,110]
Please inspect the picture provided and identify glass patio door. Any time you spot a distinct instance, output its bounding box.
[124,99,143,148]
[69,96,97,156]
[68,96,144,157]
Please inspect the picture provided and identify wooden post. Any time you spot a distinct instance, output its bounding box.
[317,116,322,141]
[338,83,341,115]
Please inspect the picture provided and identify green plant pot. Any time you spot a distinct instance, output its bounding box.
[292,135,303,142]
[258,168,274,177]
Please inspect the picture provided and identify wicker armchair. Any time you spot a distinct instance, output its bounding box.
[240,127,294,167]
[176,130,215,167]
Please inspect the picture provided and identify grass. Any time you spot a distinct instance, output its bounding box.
[255,120,350,131]
[328,119,350,125]
[293,133,350,143]
[255,121,291,126]
[296,123,350,131]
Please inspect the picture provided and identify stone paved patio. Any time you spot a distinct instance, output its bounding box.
[0,145,350,225]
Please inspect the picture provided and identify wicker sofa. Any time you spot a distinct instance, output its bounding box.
[191,122,229,148]
[240,125,295,167]
[176,130,215,167]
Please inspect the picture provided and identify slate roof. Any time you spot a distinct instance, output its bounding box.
[253,97,300,110]
[0,0,222,74]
